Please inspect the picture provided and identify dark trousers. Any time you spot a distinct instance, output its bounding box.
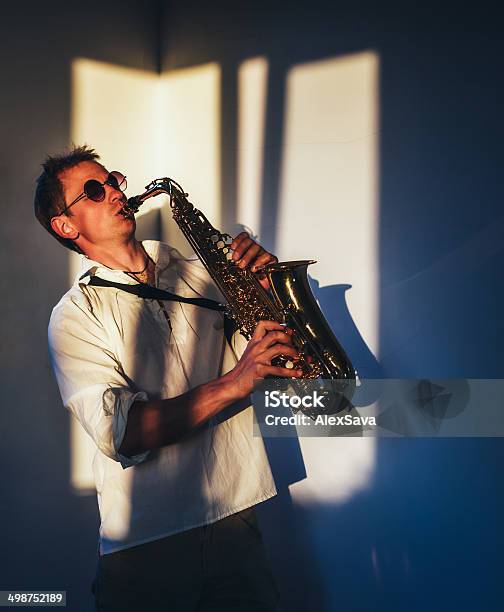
[92,507,279,611]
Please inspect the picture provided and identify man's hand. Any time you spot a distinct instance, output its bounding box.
[120,320,302,457]
[224,320,302,400]
[230,232,277,290]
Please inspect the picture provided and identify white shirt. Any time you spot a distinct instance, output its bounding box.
[48,240,276,555]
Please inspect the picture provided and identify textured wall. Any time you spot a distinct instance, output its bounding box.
[0,2,158,610]
[1,2,503,611]
[157,2,504,611]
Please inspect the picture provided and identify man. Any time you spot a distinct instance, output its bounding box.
[34,146,301,611]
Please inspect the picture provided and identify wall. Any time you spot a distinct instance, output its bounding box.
[0,3,158,610]
[158,2,504,611]
[1,1,502,610]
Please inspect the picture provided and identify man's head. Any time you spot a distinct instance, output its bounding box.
[34,145,133,256]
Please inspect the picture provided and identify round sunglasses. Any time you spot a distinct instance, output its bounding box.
[58,171,127,216]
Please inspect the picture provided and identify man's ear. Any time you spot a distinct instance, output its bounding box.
[50,215,79,241]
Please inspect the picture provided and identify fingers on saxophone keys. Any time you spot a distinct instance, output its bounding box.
[278,323,295,337]
[235,243,262,269]
[251,252,276,273]
[252,320,287,340]
[262,344,299,364]
[230,232,250,256]
[230,234,264,269]
[260,330,294,350]
[265,366,303,378]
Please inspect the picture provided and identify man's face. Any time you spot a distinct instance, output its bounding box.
[55,160,135,251]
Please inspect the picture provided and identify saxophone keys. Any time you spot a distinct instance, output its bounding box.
[226,252,234,260]
[285,360,294,369]
[217,240,225,249]
[211,234,219,242]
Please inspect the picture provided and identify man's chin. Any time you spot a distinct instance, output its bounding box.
[116,212,136,225]
[116,215,136,237]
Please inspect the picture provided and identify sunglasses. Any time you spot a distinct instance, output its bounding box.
[58,171,127,215]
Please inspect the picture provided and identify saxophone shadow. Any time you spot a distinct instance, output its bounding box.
[257,421,336,611]
[255,275,383,611]
[308,276,384,408]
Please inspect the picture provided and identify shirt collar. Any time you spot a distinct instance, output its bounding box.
[77,240,168,287]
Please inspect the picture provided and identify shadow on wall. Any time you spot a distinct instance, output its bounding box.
[159,2,504,611]
[136,209,330,611]
[0,2,158,610]
[309,277,383,381]
[2,1,503,611]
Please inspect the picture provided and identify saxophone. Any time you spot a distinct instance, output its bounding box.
[122,177,356,417]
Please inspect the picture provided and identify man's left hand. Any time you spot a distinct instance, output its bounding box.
[230,232,278,290]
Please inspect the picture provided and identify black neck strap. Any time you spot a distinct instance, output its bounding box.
[87,276,226,312]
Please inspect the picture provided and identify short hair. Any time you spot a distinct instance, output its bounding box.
[34,144,101,253]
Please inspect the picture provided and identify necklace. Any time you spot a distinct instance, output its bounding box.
[87,244,154,284]
[125,246,155,285]
[125,254,149,275]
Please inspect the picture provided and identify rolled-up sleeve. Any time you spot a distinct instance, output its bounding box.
[48,296,150,469]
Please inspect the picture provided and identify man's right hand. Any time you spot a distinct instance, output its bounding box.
[224,320,302,400]
[120,321,302,457]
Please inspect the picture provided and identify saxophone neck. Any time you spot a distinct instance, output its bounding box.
[124,178,188,215]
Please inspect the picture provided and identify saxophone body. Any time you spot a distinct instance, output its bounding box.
[123,177,356,416]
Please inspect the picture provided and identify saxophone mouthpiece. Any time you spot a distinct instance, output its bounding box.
[126,196,142,211]
[119,195,142,217]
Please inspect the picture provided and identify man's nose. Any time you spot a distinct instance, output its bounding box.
[107,183,125,203]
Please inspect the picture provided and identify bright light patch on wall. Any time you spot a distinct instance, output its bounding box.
[71,58,165,199]
[70,417,97,495]
[69,58,165,493]
[279,52,380,505]
[69,58,165,283]
[68,52,377,507]
[159,63,221,253]
[68,59,222,492]
[290,437,377,505]
[236,57,268,236]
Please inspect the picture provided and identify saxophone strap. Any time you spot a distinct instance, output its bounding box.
[88,276,238,343]
[87,275,227,312]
